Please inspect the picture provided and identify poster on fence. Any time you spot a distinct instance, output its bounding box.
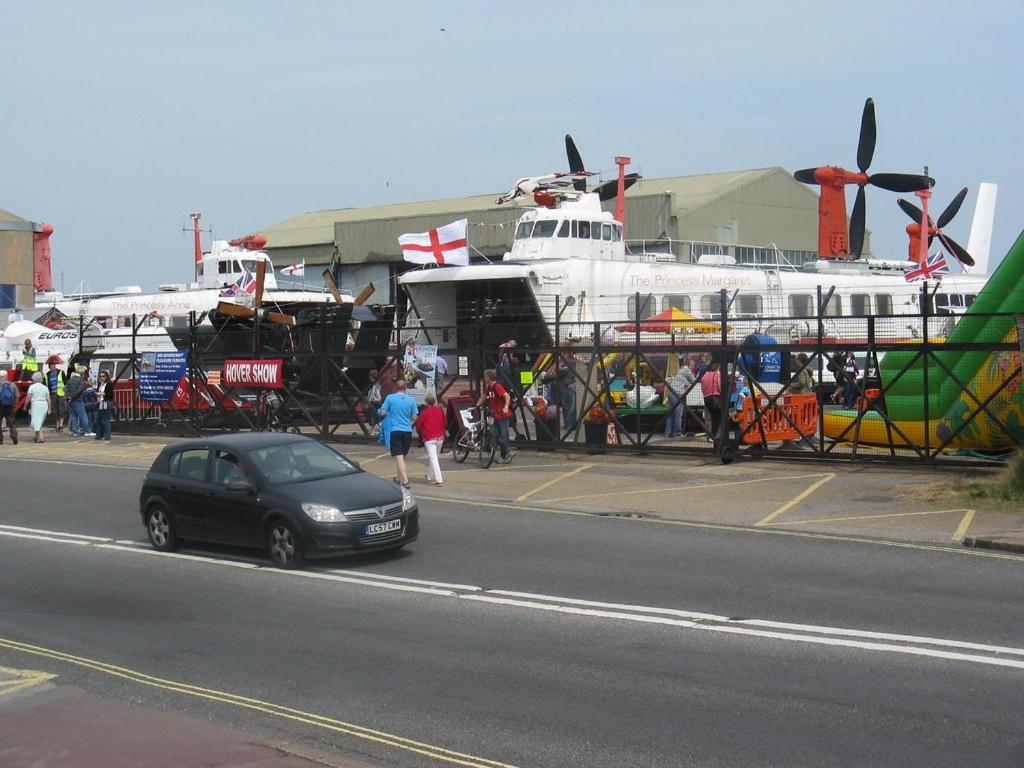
[138,351,188,402]
[403,342,437,401]
[223,359,284,389]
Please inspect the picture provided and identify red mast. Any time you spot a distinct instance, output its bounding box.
[189,212,203,280]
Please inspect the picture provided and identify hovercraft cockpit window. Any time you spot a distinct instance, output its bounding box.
[532,221,558,238]
[515,222,534,240]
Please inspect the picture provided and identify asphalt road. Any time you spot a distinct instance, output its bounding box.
[1,460,1023,767]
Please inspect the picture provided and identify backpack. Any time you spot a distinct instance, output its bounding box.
[0,381,15,407]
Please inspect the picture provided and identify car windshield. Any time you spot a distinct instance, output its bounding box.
[248,441,358,484]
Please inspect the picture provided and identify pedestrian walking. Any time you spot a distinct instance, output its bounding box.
[664,357,695,438]
[364,369,383,437]
[65,367,94,437]
[378,379,418,488]
[22,371,51,443]
[789,353,814,395]
[93,370,114,440]
[417,391,446,487]
[0,370,19,445]
[700,360,722,441]
[842,351,859,407]
[478,368,516,464]
[45,357,67,432]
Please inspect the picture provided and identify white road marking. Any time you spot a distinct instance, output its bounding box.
[2,524,1023,671]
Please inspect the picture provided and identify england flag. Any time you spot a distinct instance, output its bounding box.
[281,262,305,277]
[398,219,469,265]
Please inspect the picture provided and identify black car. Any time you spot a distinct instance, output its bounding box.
[139,433,419,568]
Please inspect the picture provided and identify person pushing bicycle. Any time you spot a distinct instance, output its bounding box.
[478,368,516,464]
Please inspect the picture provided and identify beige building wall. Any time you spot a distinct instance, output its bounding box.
[0,210,35,312]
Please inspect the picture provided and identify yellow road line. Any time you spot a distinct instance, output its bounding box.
[413,494,1024,562]
[0,638,518,768]
[761,508,972,527]
[358,452,392,466]
[0,665,57,698]
[516,464,593,503]
[543,472,833,503]
[755,474,836,527]
[953,510,976,542]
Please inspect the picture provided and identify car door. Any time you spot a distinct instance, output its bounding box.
[166,448,213,540]
[205,449,266,546]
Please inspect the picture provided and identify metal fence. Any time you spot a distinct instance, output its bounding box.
[79,290,1023,466]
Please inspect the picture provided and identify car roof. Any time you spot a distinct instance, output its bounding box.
[162,432,313,454]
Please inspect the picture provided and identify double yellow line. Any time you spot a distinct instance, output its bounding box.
[0,638,518,768]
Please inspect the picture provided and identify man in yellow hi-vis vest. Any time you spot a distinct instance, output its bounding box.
[20,340,38,382]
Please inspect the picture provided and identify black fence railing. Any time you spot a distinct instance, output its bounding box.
[68,291,1023,466]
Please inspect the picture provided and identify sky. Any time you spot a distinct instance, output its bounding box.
[3,1,1022,292]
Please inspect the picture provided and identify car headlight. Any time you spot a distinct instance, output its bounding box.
[401,487,416,511]
[301,503,350,523]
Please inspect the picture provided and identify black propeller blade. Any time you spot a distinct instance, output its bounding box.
[592,173,640,202]
[794,167,821,185]
[565,134,587,192]
[897,198,932,226]
[936,231,975,268]
[868,173,934,193]
[857,98,876,173]
[849,187,866,258]
[937,186,968,229]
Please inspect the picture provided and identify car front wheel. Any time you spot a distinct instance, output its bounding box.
[267,519,304,569]
[146,505,178,552]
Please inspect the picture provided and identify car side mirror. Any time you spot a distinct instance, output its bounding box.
[226,480,256,494]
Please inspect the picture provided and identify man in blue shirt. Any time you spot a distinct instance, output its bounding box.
[379,379,419,488]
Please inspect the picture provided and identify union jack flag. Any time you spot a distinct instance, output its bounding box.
[904,252,949,282]
[218,269,257,297]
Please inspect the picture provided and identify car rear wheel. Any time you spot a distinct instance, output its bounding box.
[267,519,304,569]
[146,505,178,552]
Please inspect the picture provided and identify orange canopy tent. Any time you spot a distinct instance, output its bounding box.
[614,307,720,335]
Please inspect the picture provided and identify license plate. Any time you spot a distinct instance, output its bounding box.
[364,519,402,536]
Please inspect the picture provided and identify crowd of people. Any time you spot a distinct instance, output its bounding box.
[0,353,115,446]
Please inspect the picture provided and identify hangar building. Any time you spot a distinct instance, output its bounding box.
[259,167,864,304]
[0,209,46,326]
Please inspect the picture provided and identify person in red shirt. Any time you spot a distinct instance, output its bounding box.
[417,391,447,486]
[477,368,516,464]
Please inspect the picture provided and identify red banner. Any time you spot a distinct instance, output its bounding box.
[223,359,284,389]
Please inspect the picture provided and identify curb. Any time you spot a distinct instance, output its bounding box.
[963,535,1024,555]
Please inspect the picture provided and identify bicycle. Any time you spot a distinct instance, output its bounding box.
[452,407,497,468]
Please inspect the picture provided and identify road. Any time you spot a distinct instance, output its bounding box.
[1,458,1023,767]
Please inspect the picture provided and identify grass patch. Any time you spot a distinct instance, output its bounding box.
[958,450,1024,508]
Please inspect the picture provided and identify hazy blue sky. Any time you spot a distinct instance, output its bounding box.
[3,1,1021,292]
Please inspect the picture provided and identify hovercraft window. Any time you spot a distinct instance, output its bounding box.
[515,222,534,240]
[557,220,570,238]
[532,221,558,238]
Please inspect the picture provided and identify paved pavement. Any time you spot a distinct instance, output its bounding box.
[2,431,1023,553]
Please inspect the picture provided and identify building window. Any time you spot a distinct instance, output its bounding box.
[627,293,656,321]
[790,294,813,317]
[663,294,691,313]
[851,294,871,315]
[0,284,15,309]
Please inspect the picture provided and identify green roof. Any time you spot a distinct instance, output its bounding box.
[259,167,798,250]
